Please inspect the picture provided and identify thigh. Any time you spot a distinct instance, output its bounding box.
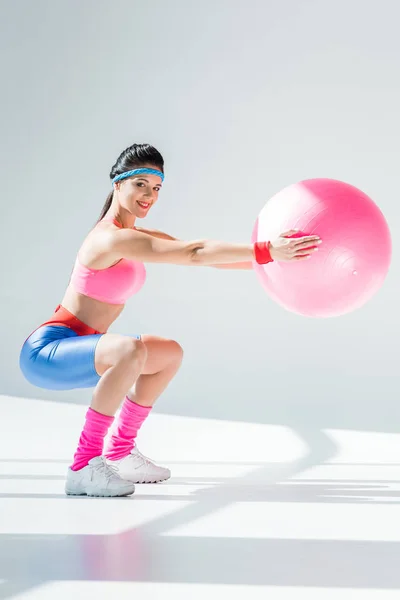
[94,332,143,375]
[140,335,183,375]
[20,326,102,390]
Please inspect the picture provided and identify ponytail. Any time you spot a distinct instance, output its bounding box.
[97,190,113,223]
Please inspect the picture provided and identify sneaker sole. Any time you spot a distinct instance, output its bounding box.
[65,486,135,497]
[126,473,171,484]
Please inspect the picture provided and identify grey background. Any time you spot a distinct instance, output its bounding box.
[1,0,399,444]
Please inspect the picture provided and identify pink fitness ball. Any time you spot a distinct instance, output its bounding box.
[252,178,392,318]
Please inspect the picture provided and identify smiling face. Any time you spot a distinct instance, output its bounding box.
[114,165,163,218]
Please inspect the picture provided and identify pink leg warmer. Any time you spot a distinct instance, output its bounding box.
[104,397,152,461]
[70,407,114,471]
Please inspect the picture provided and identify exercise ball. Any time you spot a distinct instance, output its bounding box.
[252,178,392,318]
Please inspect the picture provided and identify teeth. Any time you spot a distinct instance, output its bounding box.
[138,202,149,208]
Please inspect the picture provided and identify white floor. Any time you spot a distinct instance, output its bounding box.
[1,396,400,599]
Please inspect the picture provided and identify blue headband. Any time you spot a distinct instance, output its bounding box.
[112,168,164,184]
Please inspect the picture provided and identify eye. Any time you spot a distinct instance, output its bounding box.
[155,187,161,192]
[136,182,145,188]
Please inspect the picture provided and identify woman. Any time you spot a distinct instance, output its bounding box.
[20,143,321,498]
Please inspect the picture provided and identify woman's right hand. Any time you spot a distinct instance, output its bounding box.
[269,229,322,262]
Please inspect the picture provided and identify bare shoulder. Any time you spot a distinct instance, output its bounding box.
[77,220,130,268]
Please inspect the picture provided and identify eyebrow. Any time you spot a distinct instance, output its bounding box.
[136,177,162,186]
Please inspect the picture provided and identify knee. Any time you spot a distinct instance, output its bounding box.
[118,337,148,366]
[135,339,148,365]
[169,340,184,367]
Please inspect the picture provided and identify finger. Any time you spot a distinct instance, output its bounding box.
[295,248,318,257]
[293,254,312,260]
[293,240,320,251]
[292,235,321,246]
[280,229,299,237]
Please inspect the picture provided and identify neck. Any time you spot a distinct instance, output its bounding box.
[107,203,136,229]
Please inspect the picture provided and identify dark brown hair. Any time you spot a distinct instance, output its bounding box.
[98,143,164,221]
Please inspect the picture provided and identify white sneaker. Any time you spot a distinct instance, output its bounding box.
[65,456,136,497]
[107,447,171,484]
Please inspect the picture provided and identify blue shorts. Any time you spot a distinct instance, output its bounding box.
[20,326,140,391]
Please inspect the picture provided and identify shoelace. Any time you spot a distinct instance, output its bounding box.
[133,448,153,467]
[94,457,120,480]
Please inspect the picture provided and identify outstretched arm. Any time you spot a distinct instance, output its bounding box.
[134,227,253,269]
[133,226,177,241]
[100,226,320,267]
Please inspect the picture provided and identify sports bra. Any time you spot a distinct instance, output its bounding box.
[69,216,146,305]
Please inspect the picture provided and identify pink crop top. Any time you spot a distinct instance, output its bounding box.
[69,217,146,305]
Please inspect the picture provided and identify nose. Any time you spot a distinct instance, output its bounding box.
[145,190,157,201]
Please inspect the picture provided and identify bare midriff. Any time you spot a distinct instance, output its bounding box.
[60,284,125,333]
